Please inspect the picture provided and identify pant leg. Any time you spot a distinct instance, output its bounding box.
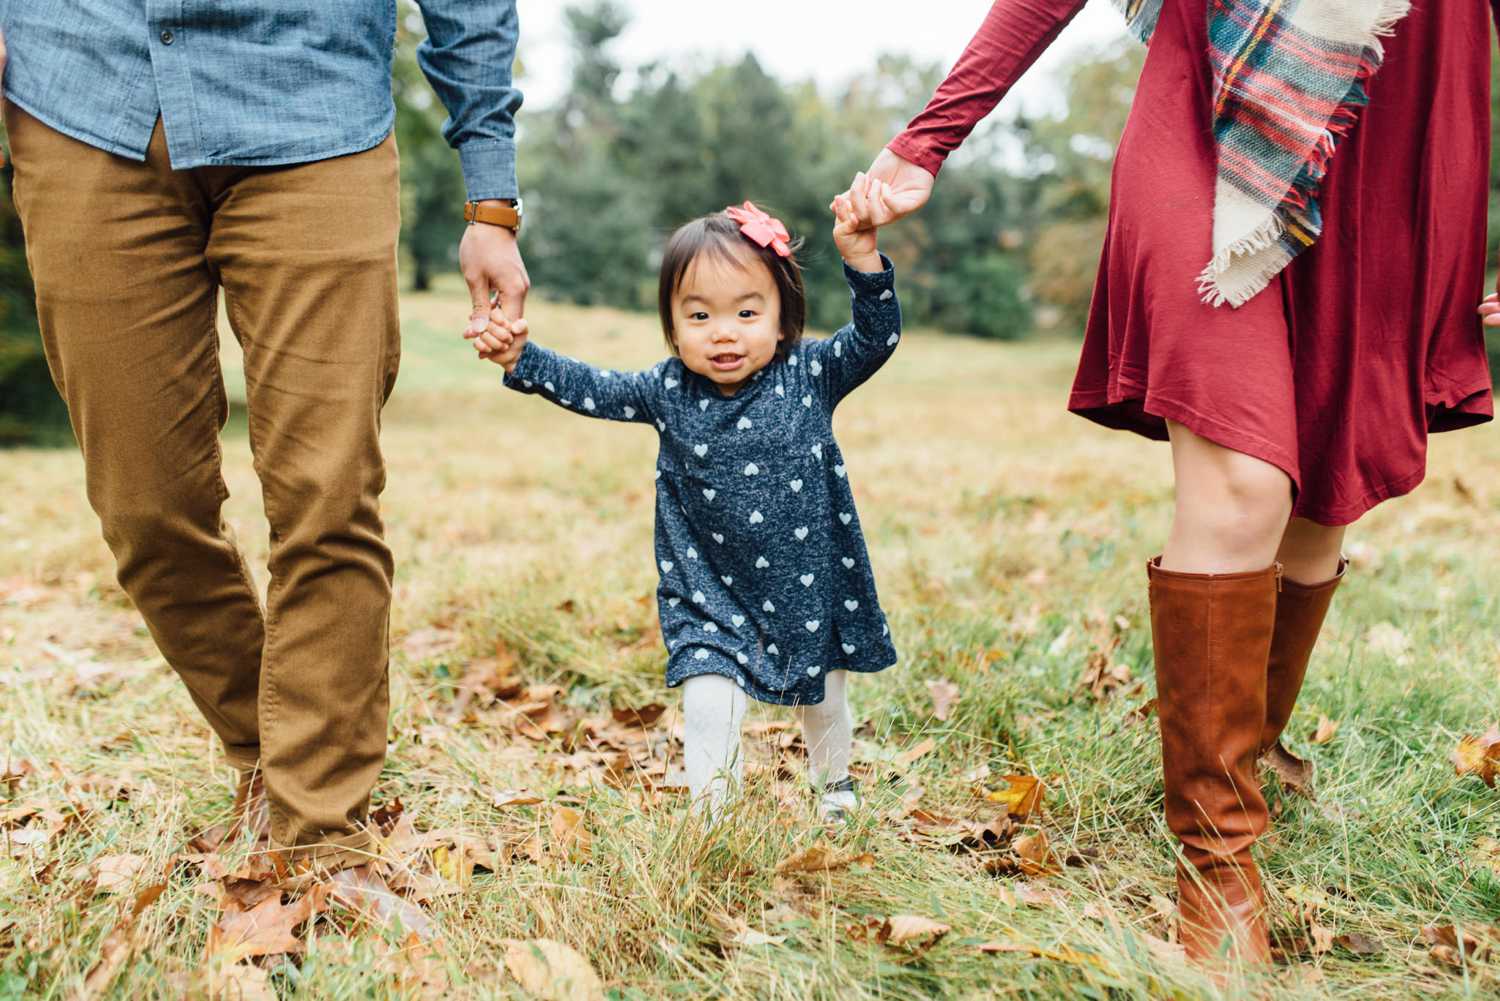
[204,135,401,867]
[4,106,264,769]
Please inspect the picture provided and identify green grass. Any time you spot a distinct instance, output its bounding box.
[2,279,1499,999]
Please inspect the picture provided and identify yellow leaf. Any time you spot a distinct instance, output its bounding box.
[502,938,605,1001]
[985,775,1044,819]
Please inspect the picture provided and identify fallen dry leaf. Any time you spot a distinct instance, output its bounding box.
[926,680,960,722]
[1421,923,1494,966]
[775,838,875,874]
[1123,698,1157,728]
[610,703,666,728]
[880,914,951,949]
[91,853,147,894]
[1311,716,1340,745]
[985,775,1044,820]
[1453,726,1500,787]
[550,806,592,861]
[1013,830,1060,877]
[1335,932,1381,955]
[1262,742,1316,798]
[400,627,462,662]
[502,938,605,1001]
[208,885,328,963]
[977,940,1099,965]
[492,789,543,809]
[895,738,937,768]
[206,962,277,1001]
[75,882,167,1000]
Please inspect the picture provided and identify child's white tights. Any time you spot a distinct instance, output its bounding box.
[682,670,856,820]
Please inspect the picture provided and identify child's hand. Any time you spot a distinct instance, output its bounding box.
[830,172,887,273]
[1479,292,1500,328]
[473,306,528,371]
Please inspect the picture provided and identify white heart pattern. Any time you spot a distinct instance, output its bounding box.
[737,417,753,430]
[749,510,764,524]
[623,406,636,419]
[522,379,534,388]
[686,547,698,559]
[844,599,860,611]
[655,470,661,480]
[755,556,770,569]
[583,397,596,411]
[805,620,820,633]
[794,526,809,541]
[544,381,555,392]
[731,615,745,627]
[833,341,843,358]
[736,652,748,665]
[703,623,718,633]
[802,394,813,408]
[842,643,856,655]
[767,643,779,655]
[809,359,822,377]
[744,462,759,476]
[736,675,746,688]
[721,576,733,586]
[694,444,708,457]
[834,465,846,478]
[668,597,680,607]
[880,289,894,301]
[811,444,823,459]
[789,479,803,493]
[657,420,666,431]
[763,600,776,613]
[806,665,821,677]
[887,333,900,347]
[660,560,674,573]
[694,649,709,660]
[775,384,785,396]
[692,590,706,605]
[839,512,852,525]
[712,533,725,544]
[842,557,855,569]
[699,399,710,411]
[703,489,717,501]
[800,574,815,587]
[665,377,679,389]
[788,354,798,366]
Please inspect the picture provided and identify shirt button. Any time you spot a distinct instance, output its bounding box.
[159,29,175,45]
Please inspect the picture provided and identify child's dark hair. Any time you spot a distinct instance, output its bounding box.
[657,209,807,358]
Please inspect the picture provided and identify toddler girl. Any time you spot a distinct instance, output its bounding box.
[474,177,903,820]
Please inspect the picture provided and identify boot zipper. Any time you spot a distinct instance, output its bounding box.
[1273,562,1284,592]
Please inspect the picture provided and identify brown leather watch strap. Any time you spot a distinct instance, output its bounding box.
[464,200,521,231]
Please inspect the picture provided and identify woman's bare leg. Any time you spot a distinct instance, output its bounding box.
[1162,421,1294,572]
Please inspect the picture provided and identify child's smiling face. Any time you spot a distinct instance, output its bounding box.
[670,246,784,395]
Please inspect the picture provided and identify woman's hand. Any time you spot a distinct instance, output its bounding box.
[1478,292,1500,328]
[863,148,935,223]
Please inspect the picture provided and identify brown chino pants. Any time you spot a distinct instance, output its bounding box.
[6,106,401,868]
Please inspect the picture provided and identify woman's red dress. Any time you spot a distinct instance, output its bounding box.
[889,0,1496,525]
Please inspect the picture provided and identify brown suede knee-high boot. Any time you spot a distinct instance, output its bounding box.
[1148,558,1278,965]
[1261,561,1346,755]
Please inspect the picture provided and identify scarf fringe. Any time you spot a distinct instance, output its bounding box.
[1195,213,1287,308]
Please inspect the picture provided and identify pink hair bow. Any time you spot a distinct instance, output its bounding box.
[725,201,792,258]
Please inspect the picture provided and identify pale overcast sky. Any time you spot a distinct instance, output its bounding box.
[516,1,1125,120]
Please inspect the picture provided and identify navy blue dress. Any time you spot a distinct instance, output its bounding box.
[503,258,902,705]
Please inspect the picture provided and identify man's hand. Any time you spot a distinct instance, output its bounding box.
[459,203,529,351]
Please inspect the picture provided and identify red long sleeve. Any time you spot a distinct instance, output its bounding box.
[887,0,1089,176]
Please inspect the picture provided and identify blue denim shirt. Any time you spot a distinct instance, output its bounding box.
[0,0,523,200]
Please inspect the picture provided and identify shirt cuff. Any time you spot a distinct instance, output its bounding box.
[459,139,519,202]
[843,254,897,296]
[885,135,946,179]
[502,341,543,390]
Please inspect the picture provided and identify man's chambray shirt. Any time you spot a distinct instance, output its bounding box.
[0,0,523,201]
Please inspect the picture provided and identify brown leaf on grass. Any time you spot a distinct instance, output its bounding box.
[90,853,147,894]
[775,838,875,874]
[207,884,328,962]
[1421,923,1494,966]
[550,807,592,861]
[985,775,1044,820]
[1123,698,1157,728]
[492,789,543,809]
[895,738,936,768]
[1262,742,1316,798]
[1334,932,1381,955]
[1453,726,1500,787]
[1,756,35,790]
[206,963,278,1001]
[1474,836,1500,876]
[501,938,605,1001]
[370,798,406,836]
[879,914,950,949]
[977,941,1100,965]
[75,882,167,1001]
[1079,657,1132,701]
[400,627,461,662]
[926,680,960,722]
[1013,882,1064,908]
[610,703,666,728]
[1013,831,1060,877]
[1311,716,1340,745]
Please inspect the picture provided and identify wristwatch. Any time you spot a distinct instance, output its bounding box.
[464,198,523,233]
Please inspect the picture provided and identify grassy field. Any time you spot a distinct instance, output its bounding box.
[2,278,1500,1000]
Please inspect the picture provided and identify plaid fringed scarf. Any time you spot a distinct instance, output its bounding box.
[1115,0,1412,307]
